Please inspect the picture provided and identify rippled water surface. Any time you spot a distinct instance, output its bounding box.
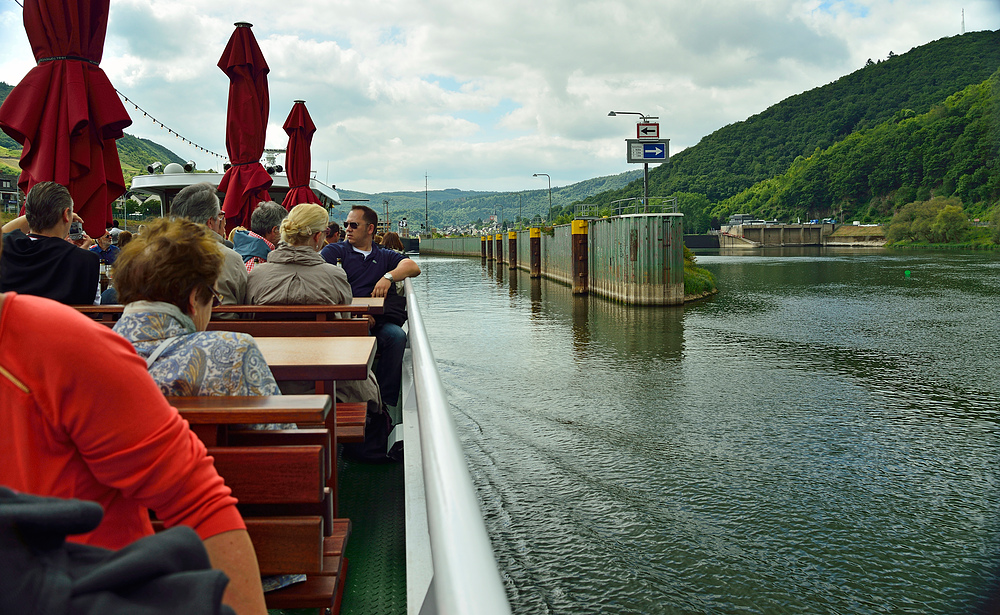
[408,248,1000,614]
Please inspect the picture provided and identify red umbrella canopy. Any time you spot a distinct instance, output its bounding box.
[280,100,319,210]
[0,0,132,239]
[217,22,272,231]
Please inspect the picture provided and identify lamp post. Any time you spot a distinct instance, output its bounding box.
[533,173,551,223]
[608,111,656,210]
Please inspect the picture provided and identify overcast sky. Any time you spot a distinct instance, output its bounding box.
[1,0,997,194]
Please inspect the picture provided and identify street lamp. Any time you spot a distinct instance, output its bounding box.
[533,173,551,223]
[608,111,659,210]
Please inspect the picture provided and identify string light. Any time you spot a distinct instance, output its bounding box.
[116,89,228,164]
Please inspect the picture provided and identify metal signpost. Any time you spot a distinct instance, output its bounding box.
[609,111,669,211]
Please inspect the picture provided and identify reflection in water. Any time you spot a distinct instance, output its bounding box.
[412,249,1000,615]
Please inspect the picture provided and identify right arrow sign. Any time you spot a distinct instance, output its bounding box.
[626,139,670,163]
[643,143,665,159]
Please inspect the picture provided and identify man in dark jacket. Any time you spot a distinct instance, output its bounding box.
[0,182,99,304]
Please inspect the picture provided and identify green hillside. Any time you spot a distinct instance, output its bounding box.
[585,30,1000,229]
[339,170,642,229]
[713,68,1000,225]
[0,82,16,150]
[0,82,185,186]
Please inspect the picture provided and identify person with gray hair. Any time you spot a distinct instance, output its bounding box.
[0,181,100,305]
[169,182,247,306]
[232,201,288,273]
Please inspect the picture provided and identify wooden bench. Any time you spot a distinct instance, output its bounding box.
[72,301,382,322]
[206,318,370,337]
[151,429,350,614]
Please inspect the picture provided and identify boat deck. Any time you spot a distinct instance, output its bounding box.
[270,454,407,615]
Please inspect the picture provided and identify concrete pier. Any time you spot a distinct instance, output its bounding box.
[423,212,685,305]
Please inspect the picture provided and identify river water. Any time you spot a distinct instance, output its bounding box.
[408,248,1000,614]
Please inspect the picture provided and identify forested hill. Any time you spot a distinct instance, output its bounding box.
[1,80,185,185]
[586,30,1000,223]
[713,67,999,224]
[0,82,17,150]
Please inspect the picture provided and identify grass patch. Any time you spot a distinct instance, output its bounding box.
[683,245,718,298]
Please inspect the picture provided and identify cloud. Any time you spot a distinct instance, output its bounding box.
[1,0,997,194]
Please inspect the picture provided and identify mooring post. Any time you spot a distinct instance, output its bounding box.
[495,233,504,265]
[486,234,494,260]
[571,219,589,295]
[508,231,517,270]
[529,227,541,278]
[481,235,487,259]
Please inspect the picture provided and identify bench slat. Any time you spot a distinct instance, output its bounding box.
[245,516,324,575]
[227,429,332,476]
[170,395,331,425]
[151,517,324,576]
[238,488,334,538]
[207,319,370,337]
[264,573,341,610]
[209,445,325,504]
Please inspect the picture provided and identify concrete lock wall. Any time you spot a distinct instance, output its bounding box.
[421,213,685,305]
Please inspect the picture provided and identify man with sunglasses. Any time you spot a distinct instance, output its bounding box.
[321,205,420,411]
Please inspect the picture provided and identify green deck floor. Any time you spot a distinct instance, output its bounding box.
[270,454,407,615]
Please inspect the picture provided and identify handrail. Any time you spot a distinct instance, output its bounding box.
[404,278,512,615]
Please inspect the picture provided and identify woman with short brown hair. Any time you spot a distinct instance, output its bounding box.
[112,217,280,397]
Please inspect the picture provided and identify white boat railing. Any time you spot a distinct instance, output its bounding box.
[401,278,512,615]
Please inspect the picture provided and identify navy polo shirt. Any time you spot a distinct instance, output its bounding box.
[320,242,407,297]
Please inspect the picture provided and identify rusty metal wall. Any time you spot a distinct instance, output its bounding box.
[516,230,531,271]
[588,214,684,305]
[541,225,572,285]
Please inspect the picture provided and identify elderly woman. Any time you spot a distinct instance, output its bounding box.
[247,203,351,305]
[246,204,384,440]
[112,217,279,398]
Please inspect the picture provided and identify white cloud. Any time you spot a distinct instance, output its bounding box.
[1,0,997,194]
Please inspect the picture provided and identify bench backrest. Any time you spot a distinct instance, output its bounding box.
[206,319,369,337]
[72,303,371,322]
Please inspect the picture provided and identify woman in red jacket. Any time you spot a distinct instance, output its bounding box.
[0,219,267,615]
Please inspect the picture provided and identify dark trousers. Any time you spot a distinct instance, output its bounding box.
[372,321,406,407]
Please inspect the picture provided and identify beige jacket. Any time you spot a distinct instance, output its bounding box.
[246,244,351,307]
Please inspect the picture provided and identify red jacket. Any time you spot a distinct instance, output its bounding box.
[0,292,244,549]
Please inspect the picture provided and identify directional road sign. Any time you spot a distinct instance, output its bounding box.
[626,139,670,163]
[636,122,659,139]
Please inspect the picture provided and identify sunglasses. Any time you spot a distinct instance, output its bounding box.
[343,221,361,230]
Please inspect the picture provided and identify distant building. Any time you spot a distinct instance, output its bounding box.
[0,173,20,214]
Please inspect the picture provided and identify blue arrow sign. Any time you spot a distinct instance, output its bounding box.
[643,143,666,159]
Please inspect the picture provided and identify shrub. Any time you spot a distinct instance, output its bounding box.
[886,196,970,243]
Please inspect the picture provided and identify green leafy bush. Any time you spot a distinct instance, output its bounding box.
[886,196,971,243]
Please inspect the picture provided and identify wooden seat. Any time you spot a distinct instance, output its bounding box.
[168,395,333,448]
[151,424,349,614]
[207,318,370,337]
[71,301,381,323]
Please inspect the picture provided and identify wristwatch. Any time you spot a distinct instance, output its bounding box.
[383,272,394,282]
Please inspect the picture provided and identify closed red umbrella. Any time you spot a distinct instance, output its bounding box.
[217,22,272,231]
[0,0,131,239]
[280,100,319,210]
